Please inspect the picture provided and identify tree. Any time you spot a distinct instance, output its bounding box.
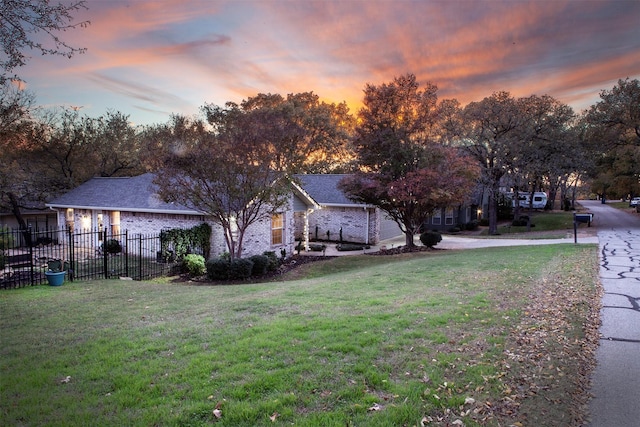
[155,92,350,260]
[462,92,522,235]
[511,95,576,220]
[585,78,640,147]
[29,108,100,191]
[339,74,479,247]
[584,78,640,199]
[91,111,144,177]
[154,136,291,261]
[139,114,207,172]
[202,92,354,174]
[0,0,89,83]
[0,82,38,236]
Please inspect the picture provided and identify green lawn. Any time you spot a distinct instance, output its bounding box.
[484,211,577,237]
[0,244,599,426]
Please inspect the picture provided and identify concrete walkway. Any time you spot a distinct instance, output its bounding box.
[303,230,598,256]
[581,200,640,426]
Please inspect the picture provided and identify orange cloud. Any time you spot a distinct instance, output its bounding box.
[19,0,640,124]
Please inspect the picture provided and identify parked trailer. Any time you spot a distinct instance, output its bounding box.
[509,192,548,209]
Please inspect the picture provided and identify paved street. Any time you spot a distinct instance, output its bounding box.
[581,200,640,426]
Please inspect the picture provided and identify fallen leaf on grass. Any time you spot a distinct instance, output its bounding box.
[368,403,382,411]
[269,412,278,422]
[60,376,71,384]
[212,409,222,419]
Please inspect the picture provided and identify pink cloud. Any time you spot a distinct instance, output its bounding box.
[19,0,640,124]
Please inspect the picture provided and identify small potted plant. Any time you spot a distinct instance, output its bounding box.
[45,259,67,286]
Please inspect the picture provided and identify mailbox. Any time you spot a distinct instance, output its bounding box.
[574,213,594,226]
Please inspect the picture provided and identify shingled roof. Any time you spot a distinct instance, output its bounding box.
[46,173,200,214]
[295,174,368,207]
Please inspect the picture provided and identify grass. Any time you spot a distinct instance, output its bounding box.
[0,244,599,426]
[481,211,576,237]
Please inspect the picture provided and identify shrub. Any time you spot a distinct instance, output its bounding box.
[249,254,270,277]
[336,243,369,251]
[262,251,279,271]
[464,220,479,231]
[183,254,206,277]
[512,216,534,227]
[420,231,442,248]
[228,258,254,280]
[104,239,122,254]
[206,258,229,280]
[308,243,326,252]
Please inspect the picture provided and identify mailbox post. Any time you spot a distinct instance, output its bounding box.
[573,213,594,243]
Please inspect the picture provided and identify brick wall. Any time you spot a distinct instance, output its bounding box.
[52,196,299,261]
[307,206,380,244]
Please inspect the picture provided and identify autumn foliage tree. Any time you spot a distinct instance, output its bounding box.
[339,74,479,247]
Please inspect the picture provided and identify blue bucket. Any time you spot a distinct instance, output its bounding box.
[45,271,66,286]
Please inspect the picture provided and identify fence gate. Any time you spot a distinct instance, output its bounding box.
[1,228,176,289]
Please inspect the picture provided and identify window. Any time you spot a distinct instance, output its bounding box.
[271,213,284,245]
[110,211,121,235]
[432,209,441,225]
[445,208,454,225]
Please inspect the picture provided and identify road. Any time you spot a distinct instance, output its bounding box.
[580,200,640,426]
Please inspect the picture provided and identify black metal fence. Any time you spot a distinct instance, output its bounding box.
[0,227,177,289]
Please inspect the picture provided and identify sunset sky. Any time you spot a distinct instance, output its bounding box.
[19,0,640,126]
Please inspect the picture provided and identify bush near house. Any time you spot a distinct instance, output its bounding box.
[183,254,206,277]
[206,252,279,281]
[249,254,270,277]
[104,239,122,254]
[420,231,442,248]
[228,258,254,280]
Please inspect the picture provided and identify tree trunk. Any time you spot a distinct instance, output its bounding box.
[488,187,499,235]
[9,192,32,247]
[404,229,415,248]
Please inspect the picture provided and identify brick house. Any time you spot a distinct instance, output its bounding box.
[296,174,479,240]
[294,174,402,245]
[45,173,319,259]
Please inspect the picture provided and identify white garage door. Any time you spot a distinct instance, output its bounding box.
[379,216,403,240]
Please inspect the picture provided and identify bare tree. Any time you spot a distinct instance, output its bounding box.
[154,111,291,260]
[0,0,89,83]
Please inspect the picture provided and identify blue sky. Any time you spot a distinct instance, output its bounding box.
[19,0,640,125]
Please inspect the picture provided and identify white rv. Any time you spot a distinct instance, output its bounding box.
[511,192,548,209]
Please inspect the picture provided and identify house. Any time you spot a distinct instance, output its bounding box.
[46,173,319,259]
[296,174,480,238]
[294,174,402,244]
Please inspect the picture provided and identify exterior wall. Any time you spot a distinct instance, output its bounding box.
[49,195,301,261]
[422,206,478,231]
[237,196,296,259]
[120,212,207,235]
[307,206,380,244]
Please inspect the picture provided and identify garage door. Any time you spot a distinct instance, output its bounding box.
[379,216,403,240]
